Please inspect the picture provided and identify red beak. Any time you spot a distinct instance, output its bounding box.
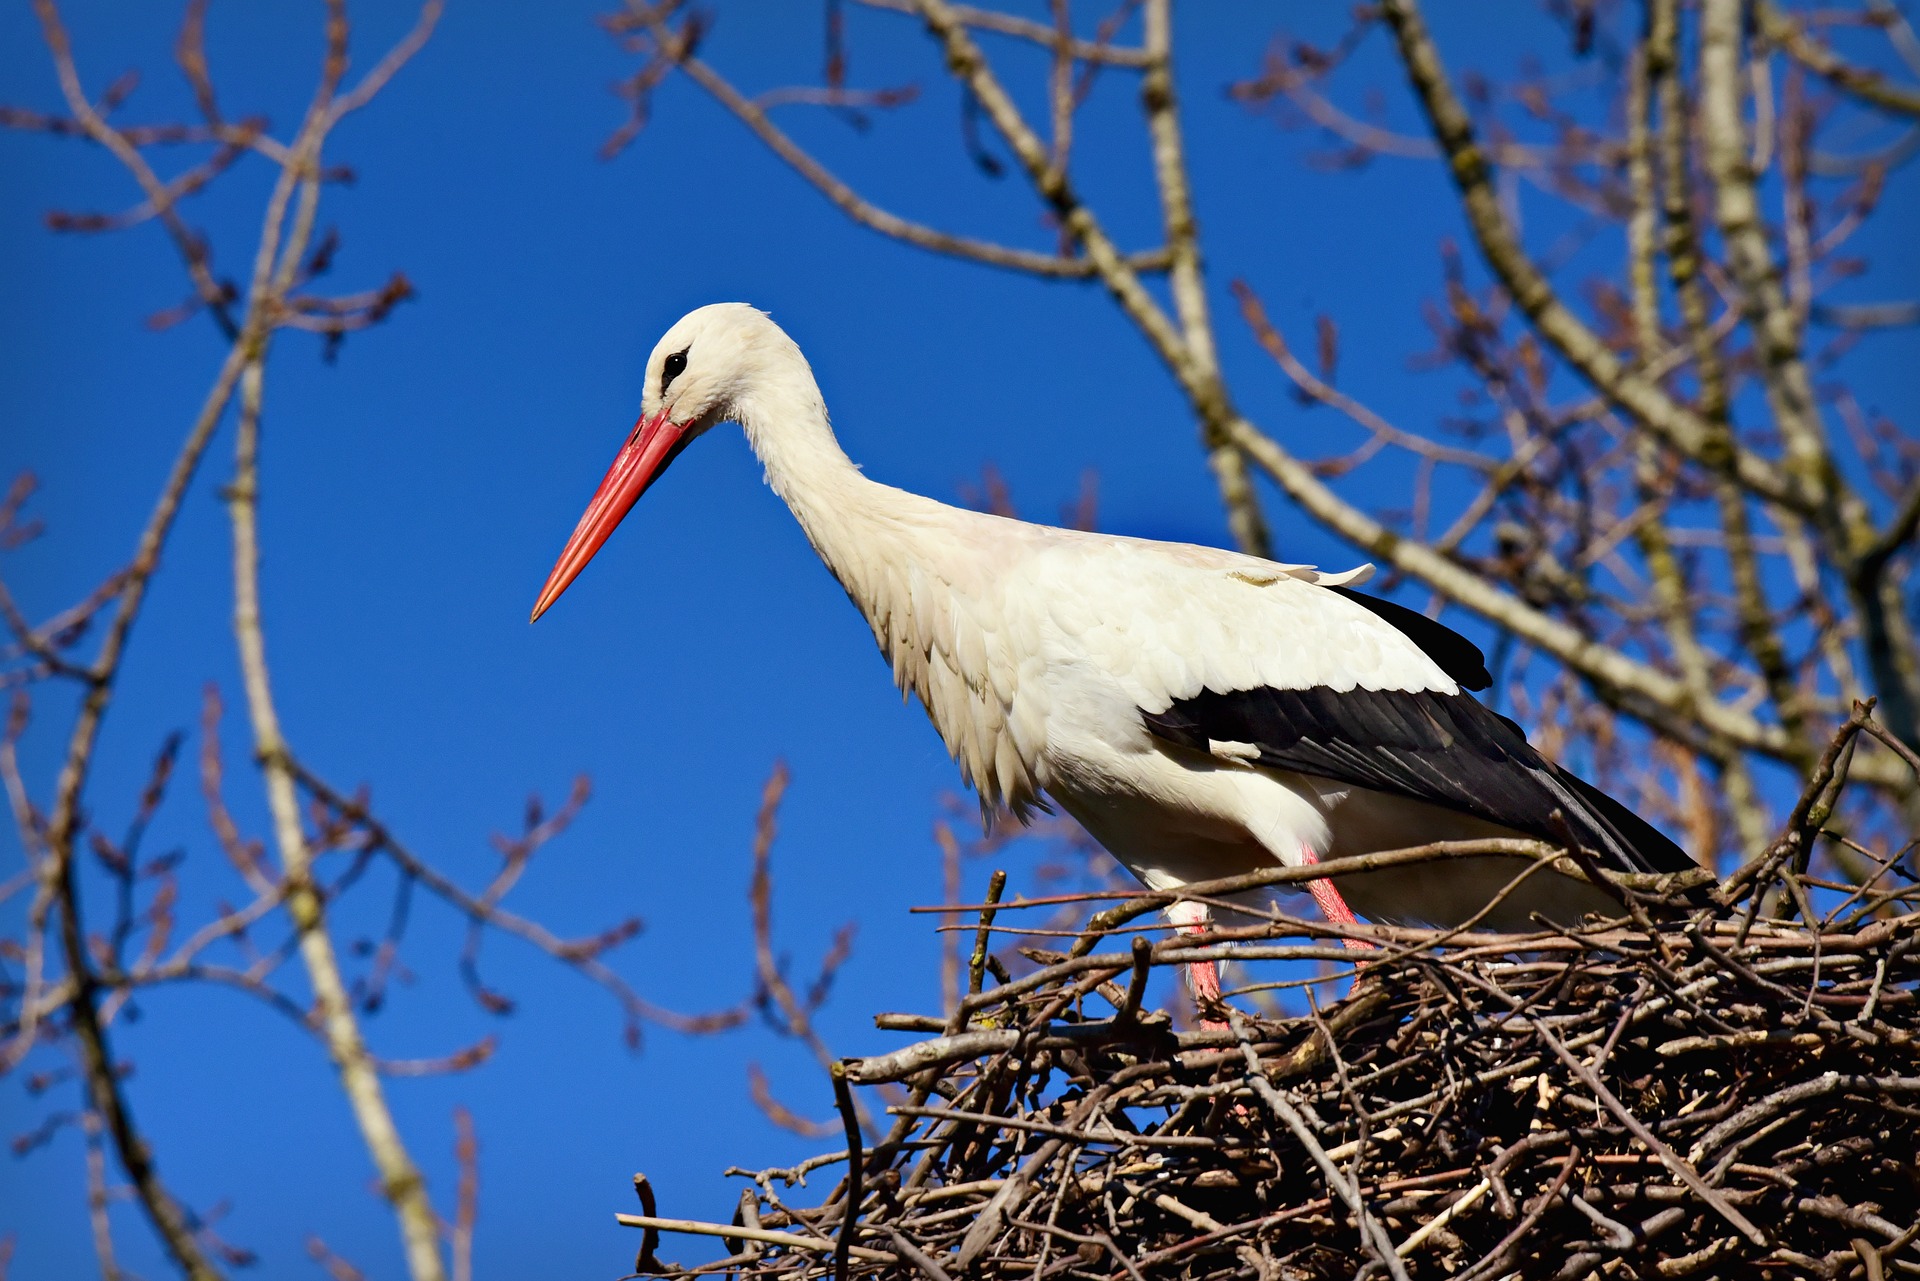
[529,407,688,622]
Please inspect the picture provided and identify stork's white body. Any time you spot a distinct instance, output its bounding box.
[755,437,1607,931]
[534,304,1695,941]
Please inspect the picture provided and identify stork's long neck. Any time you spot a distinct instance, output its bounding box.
[731,365,1038,815]
[731,373,957,631]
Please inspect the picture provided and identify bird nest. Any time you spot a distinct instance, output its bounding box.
[621,851,1919,1280]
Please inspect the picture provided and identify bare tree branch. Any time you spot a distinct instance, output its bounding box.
[1758,0,1920,116]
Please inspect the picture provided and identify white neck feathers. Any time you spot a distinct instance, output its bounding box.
[730,367,1038,816]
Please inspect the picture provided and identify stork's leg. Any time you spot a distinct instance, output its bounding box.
[1300,845,1377,952]
[1166,900,1230,1030]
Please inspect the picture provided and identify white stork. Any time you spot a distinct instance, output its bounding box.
[531,304,1700,1010]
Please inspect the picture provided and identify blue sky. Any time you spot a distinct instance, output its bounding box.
[3,3,1915,1279]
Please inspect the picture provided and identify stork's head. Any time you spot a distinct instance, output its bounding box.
[530,303,801,622]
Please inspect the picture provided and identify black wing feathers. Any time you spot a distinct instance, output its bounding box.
[1142,685,1693,876]
[1556,770,1696,874]
[1327,587,1492,691]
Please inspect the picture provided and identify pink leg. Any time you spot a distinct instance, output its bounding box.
[1301,845,1376,951]
[1178,923,1228,1029]
[1168,902,1230,1030]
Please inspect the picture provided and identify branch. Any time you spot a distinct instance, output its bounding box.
[213,7,451,1279]
[748,764,875,1137]
[855,0,1151,67]
[26,0,240,337]
[1855,481,1920,582]
[616,6,1168,281]
[291,762,745,1038]
[1700,0,1840,508]
[1758,0,1920,116]
[1222,285,1899,788]
[1376,0,1813,516]
[32,246,254,1281]
[228,323,447,1281]
[1139,0,1268,555]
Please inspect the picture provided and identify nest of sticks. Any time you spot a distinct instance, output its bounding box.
[622,841,1919,1280]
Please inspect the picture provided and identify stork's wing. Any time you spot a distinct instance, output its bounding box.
[1013,538,1688,875]
[1141,684,1695,877]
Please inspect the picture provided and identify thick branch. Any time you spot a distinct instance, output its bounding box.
[217,13,450,1281]
[1140,0,1268,556]
[1758,0,1920,116]
[1700,0,1835,505]
[1218,407,1901,790]
[1377,0,1811,515]
[35,323,252,1281]
[227,346,445,1281]
[905,0,1273,552]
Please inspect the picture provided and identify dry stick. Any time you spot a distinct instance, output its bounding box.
[1454,1147,1582,1281]
[1697,1073,1920,1170]
[846,1011,1170,1084]
[882,1228,953,1281]
[614,1216,894,1265]
[1464,974,1767,1247]
[1726,702,1875,914]
[1115,935,1150,1026]
[951,1088,1111,1271]
[1230,1013,1412,1281]
[671,917,1912,1276]
[1064,838,1599,959]
[631,1174,663,1274]
[829,1064,862,1281]
[888,1105,1214,1148]
[965,869,1006,1002]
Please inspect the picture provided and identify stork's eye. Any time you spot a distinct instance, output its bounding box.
[661,349,689,393]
